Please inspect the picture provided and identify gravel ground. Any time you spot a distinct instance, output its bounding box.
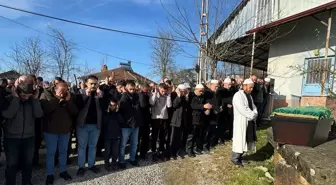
[0,150,166,185]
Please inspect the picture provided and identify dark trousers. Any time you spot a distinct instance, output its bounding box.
[225,114,233,139]
[232,151,243,163]
[186,124,207,153]
[33,119,42,165]
[5,137,35,185]
[104,139,119,164]
[204,123,217,149]
[138,123,150,157]
[170,126,188,155]
[151,119,170,154]
[255,102,263,126]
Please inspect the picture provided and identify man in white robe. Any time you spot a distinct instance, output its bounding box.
[231,79,258,167]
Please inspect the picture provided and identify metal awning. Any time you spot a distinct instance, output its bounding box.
[247,1,336,34]
[213,32,270,71]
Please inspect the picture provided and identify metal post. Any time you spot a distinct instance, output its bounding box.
[250,0,259,76]
[321,11,332,95]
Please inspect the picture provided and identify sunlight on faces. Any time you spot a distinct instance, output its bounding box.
[210,83,218,91]
[55,83,68,98]
[179,89,187,96]
[108,77,114,85]
[159,87,167,95]
[251,75,257,83]
[142,87,150,93]
[223,83,231,89]
[109,101,118,112]
[243,83,254,94]
[195,88,204,96]
[126,84,136,94]
[86,79,98,91]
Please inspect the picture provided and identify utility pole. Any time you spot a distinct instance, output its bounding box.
[197,0,209,83]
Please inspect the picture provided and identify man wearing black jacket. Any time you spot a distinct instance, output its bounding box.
[75,75,104,177]
[187,84,212,157]
[203,80,220,152]
[170,84,189,159]
[137,83,151,159]
[118,81,142,169]
[216,78,234,143]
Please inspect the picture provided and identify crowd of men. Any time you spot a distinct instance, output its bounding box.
[0,74,271,185]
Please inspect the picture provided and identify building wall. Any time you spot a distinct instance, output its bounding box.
[267,10,336,98]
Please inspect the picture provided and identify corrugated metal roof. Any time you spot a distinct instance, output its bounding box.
[246,1,336,34]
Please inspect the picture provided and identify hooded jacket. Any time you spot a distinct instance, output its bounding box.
[1,95,43,138]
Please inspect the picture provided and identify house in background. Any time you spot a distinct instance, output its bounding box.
[212,0,336,113]
[79,61,156,85]
[0,70,20,79]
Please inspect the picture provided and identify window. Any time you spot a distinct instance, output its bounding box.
[305,58,332,84]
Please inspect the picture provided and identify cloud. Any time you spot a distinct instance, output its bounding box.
[0,0,49,19]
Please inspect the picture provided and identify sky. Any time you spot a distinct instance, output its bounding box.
[0,0,240,81]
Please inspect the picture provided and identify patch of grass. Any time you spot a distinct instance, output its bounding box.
[163,126,275,185]
[212,126,274,185]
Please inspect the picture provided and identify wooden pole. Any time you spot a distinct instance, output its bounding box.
[321,11,332,95]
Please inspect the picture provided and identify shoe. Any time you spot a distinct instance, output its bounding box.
[218,139,225,145]
[194,149,203,155]
[77,168,86,177]
[112,163,119,171]
[119,163,127,169]
[129,160,139,167]
[152,154,159,162]
[60,171,72,181]
[89,166,101,174]
[231,160,244,168]
[139,154,147,160]
[105,164,113,172]
[172,154,178,160]
[188,152,196,158]
[203,148,210,154]
[45,175,54,185]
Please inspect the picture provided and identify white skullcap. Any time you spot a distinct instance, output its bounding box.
[224,78,231,84]
[195,84,204,89]
[177,84,186,90]
[184,83,191,88]
[243,79,254,85]
[210,80,219,84]
[264,78,271,82]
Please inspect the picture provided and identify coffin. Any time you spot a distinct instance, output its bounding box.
[271,106,333,147]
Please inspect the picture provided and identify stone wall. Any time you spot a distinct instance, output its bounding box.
[301,96,336,118]
[268,128,336,185]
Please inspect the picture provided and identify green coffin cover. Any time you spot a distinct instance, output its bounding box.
[272,106,333,120]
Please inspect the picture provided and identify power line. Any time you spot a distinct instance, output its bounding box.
[0,4,197,44]
[0,15,151,66]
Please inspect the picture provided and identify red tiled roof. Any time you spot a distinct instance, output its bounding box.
[80,67,156,84]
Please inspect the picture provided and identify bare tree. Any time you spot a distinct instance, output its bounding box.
[150,31,179,79]
[160,0,295,80]
[171,68,197,87]
[7,37,46,76]
[48,27,76,81]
